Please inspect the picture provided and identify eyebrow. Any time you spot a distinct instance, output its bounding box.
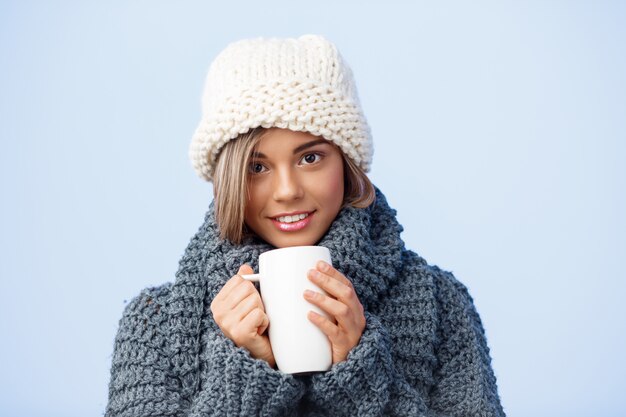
[252,139,330,159]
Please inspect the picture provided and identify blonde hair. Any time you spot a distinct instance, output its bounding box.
[213,128,375,244]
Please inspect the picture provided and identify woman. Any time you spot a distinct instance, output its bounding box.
[105,35,506,417]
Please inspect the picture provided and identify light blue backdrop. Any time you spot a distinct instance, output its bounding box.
[1,1,624,416]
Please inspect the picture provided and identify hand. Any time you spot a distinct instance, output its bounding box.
[303,261,366,365]
[210,264,276,368]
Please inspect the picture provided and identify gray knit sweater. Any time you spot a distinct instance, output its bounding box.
[104,188,505,416]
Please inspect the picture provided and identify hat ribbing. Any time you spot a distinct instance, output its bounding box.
[189,34,373,182]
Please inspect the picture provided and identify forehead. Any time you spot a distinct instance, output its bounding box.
[254,128,338,156]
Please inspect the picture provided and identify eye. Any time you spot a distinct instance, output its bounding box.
[249,162,267,174]
[300,153,322,165]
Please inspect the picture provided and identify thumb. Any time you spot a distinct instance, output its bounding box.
[238,263,254,275]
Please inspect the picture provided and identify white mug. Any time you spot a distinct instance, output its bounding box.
[242,245,333,374]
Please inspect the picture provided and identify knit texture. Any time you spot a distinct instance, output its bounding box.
[189,34,373,182]
[105,187,506,416]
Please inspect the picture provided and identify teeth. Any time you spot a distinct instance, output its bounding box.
[276,213,309,223]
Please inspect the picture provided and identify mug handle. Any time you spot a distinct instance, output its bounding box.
[240,273,261,282]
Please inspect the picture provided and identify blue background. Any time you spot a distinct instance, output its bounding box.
[1,1,624,416]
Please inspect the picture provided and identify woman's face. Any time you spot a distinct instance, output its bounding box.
[244,128,345,248]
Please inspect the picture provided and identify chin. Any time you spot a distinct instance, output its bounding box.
[267,233,319,248]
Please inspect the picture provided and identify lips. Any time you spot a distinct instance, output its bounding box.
[270,211,315,232]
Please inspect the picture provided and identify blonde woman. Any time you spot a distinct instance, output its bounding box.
[105,35,506,417]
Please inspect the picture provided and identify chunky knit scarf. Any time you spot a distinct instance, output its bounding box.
[105,187,506,417]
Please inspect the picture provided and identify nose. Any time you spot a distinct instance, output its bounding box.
[272,167,304,202]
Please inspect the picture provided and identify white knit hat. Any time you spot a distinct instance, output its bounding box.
[189,34,373,182]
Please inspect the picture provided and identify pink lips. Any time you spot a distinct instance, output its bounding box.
[270,212,314,232]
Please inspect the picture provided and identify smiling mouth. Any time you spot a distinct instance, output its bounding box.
[273,212,311,223]
[270,211,315,232]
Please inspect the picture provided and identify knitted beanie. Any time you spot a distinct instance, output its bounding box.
[189,34,373,182]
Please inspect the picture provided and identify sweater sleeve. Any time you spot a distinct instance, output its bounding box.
[104,289,182,417]
[300,271,505,417]
[104,288,305,417]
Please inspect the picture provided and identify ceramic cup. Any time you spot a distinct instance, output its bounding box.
[241,245,333,374]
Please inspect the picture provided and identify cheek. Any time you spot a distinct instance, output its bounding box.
[243,203,254,226]
[328,173,343,201]
[244,181,264,220]
[323,160,344,205]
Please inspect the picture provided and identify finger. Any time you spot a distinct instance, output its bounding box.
[214,264,254,302]
[214,274,245,303]
[240,308,268,335]
[225,280,257,309]
[308,269,357,304]
[215,264,255,304]
[304,290,353,328]
[238,264,254,275]
[315,261,353,288]
[308,310,341,342]
[229,264,256,304]
[233,291,264,322]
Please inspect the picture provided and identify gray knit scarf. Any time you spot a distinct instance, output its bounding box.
[105,184,506,416]
[165,186,425,401]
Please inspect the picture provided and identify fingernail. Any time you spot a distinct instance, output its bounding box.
[304,290,315,298]
[318,261,329,272]
[308,269,320,279]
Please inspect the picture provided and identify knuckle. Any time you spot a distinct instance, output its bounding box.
[249,307,262,319]
[237,286,251,300]
[210,304,222,319]
[314,272,327,285]
[340,287,354,300]
[253,296,265,310]
[338,304,350,318]
[241,280,256,294]
[219,313,233,328]
[322,275,331,286]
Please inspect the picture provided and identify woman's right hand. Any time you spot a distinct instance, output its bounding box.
[210,264,276,368]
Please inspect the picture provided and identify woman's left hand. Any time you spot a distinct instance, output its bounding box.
[303,260,366,365]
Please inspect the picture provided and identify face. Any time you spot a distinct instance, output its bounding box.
[244,128,345,248]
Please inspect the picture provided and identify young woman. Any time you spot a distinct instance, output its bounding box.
[105,35,506,417]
